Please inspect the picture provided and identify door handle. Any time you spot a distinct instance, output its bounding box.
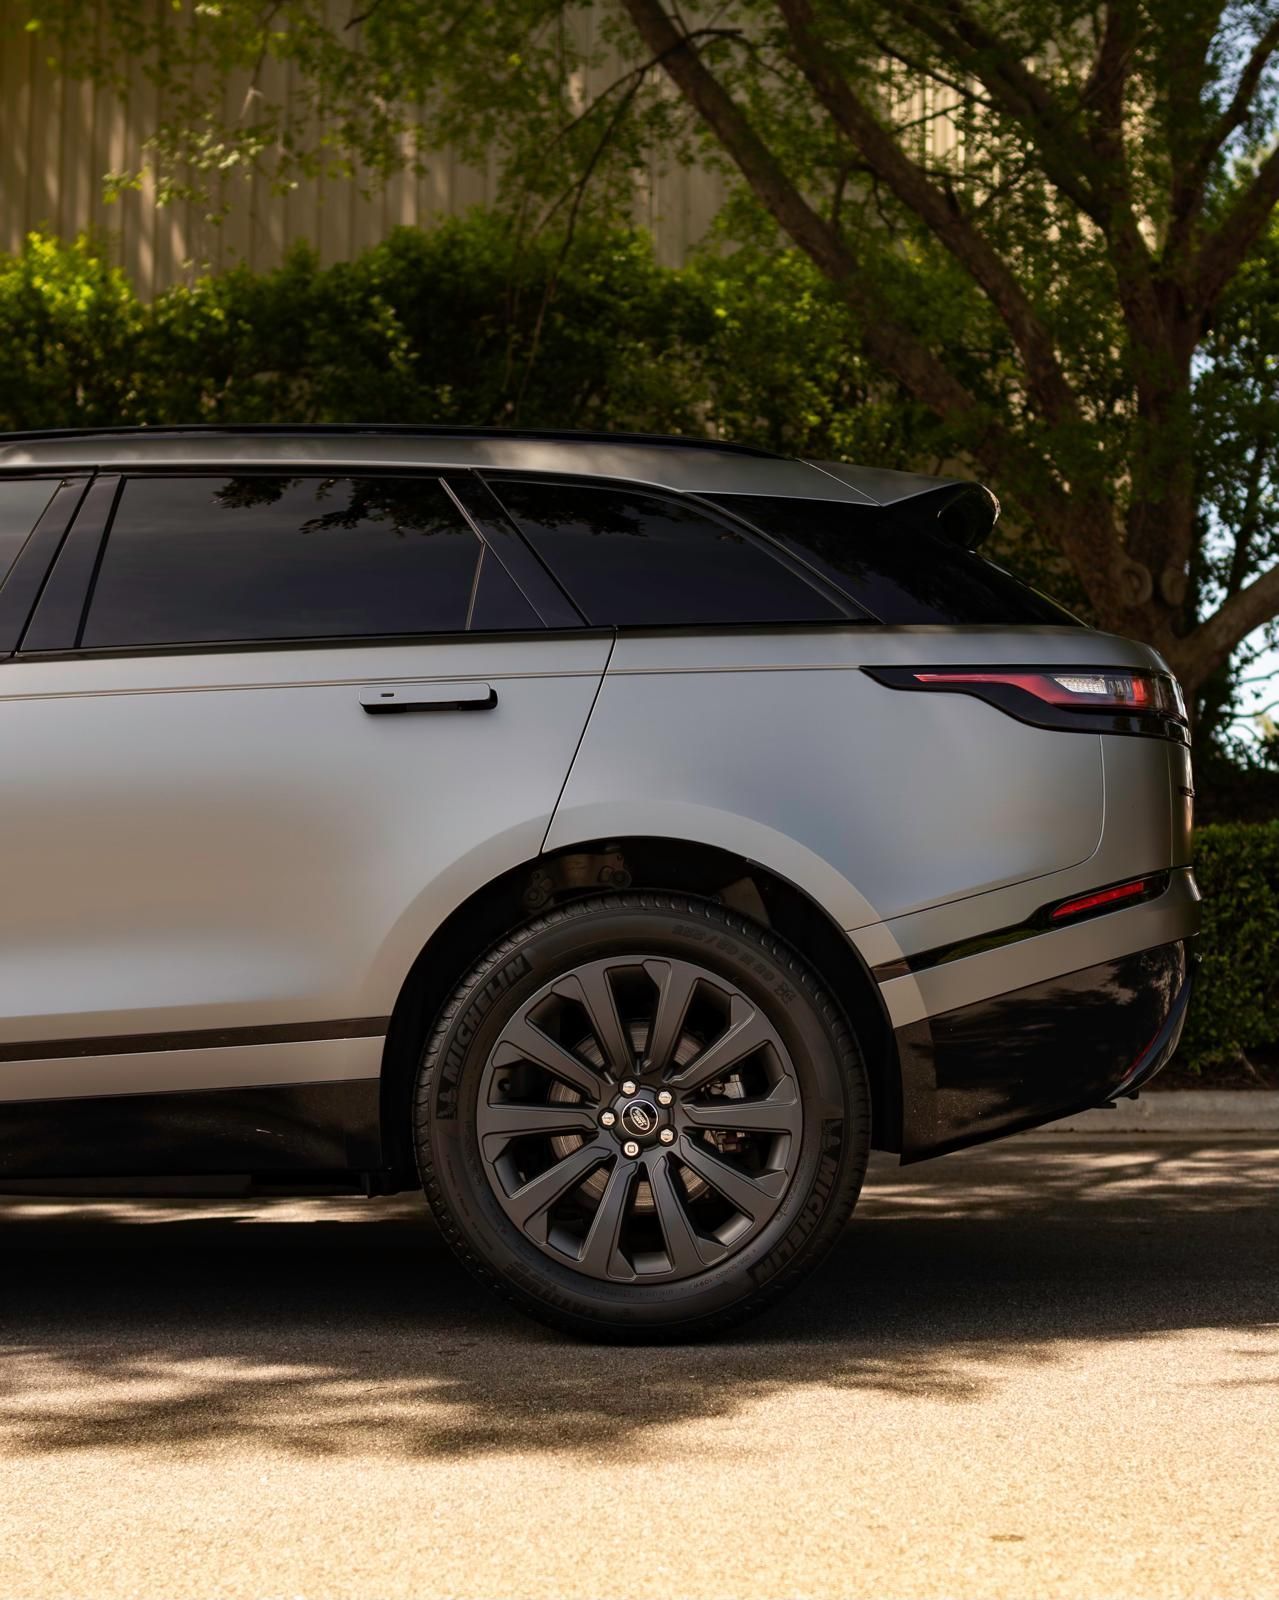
[360,682,497,715]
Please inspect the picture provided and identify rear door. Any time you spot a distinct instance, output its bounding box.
[0,467,607,1138]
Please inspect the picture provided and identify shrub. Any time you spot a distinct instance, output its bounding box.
[0,233,144,429]
[0,219,716,434]
[1179,821,1279,1072]
[0,218,939,462]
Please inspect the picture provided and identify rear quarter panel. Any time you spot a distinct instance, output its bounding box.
[545,627,1127,927]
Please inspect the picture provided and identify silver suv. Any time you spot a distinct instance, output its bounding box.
[0,426,1198,1338]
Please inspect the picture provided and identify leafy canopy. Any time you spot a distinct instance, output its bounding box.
[13,0,1279,706]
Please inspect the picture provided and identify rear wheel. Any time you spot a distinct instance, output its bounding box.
[414,892,870,1339]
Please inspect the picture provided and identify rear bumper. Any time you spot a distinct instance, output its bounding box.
[894,939,1192,1162]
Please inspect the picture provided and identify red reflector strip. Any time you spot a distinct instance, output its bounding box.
[1049,878,1158,922]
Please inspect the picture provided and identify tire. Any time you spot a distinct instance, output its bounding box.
[414,892,871,1340]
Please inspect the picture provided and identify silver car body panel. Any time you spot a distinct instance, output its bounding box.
[547,628,1193,974]
[0,432,1199,1174]
[0,1035,383,1104]
[0,635,610,1099]
[0,626,1195,1087]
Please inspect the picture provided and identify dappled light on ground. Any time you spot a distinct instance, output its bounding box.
[0,1140,1274,1461]
[0,1138,1275,1598]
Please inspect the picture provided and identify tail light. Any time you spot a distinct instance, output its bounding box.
[864,665,1188,741]
[1049,875,1166,923]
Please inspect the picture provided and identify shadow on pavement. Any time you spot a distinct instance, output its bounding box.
[0,1138,1274,1460]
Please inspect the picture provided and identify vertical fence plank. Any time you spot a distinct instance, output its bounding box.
[0,0,730,288]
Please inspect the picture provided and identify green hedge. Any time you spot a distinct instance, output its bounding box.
[1180,822,1279,1072]
[0,218,938,465]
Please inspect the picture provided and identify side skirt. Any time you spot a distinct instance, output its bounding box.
[0,1079,383,1182]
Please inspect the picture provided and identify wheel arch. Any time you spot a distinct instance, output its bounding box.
[376,835,901,1188]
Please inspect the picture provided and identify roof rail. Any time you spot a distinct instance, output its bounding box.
[0,423,782,459]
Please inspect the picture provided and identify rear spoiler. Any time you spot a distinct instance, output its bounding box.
[914,481,1001,551]
[805,460,1001,550]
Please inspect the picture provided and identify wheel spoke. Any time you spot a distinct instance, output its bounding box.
[504,1142,605,1235]
[478,1101,597,1159]
[645,1151,723,1275]
[478,944,808,1286]
[675,1135,788,1219]
[668,995,775,1092]
[643,958,701,1075]
[492,1015,606,1103]
[553,965,632,1079]
[681,1082,802,1137]
[577,1160,636,1280]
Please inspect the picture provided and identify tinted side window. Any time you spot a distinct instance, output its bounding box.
[0,478,57,589]
[713,494,1082,626]
[81,474,534,648]
[491,481,846,627]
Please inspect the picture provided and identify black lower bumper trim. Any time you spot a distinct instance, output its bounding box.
[895,941,1189,1162]
[1108,956,1195,1100]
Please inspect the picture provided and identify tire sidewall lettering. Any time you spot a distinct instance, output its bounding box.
[434,952,531,1121]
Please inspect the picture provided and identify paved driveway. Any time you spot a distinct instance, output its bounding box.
[0,1137,1275,1599]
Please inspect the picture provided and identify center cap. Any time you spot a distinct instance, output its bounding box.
[619,1098,660,1138]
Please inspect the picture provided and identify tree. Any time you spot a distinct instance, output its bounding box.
[1193,209,1279,746]
[15,0,1279,707]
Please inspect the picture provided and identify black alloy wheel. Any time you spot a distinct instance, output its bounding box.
[415,893,870,1340]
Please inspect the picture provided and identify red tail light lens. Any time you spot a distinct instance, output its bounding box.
[865,666,1189,740]
[913,670,1181,716]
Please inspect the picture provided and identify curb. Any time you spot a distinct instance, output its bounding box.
[1032,1090,1279,1135]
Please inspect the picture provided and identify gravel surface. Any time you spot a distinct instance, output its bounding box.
[0,1137,1276,1600]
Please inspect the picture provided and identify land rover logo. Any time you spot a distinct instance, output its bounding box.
[621,1100,657,1136]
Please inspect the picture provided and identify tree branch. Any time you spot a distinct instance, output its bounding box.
[777,0,1086,431]
[871,35,995,112]
[514,72,648,418]
[1182,562,1279,683]
[888,0,1105,222]
[1165,8,1274,252]
[1072,4,1166,363]
[1081,4,1138,175]
[615,0,1128,594]
[1191,142,1279,315]
[1203,15,1279,164]
[617,2,988,415]
[888,0,1160,356]
[1222,433,1273,598]
[618,3,974,398]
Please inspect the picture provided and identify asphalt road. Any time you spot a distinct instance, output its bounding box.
[0,1137,1276,1600]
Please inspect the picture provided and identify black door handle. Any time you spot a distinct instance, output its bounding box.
[360,682,497,714]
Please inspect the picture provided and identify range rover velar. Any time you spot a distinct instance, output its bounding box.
[0,425,1198,1337]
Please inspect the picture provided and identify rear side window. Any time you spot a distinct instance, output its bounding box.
[490,480,846,627]
[81,474,536,648]
[712,494,1082,626]
[0,478,57,589]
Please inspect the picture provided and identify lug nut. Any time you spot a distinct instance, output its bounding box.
[600,1110,616,1127]
[659,1128,675,1145]
[622,1140,641,1158]
[620,1079,637,1096]
[657,1089,673,1107]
